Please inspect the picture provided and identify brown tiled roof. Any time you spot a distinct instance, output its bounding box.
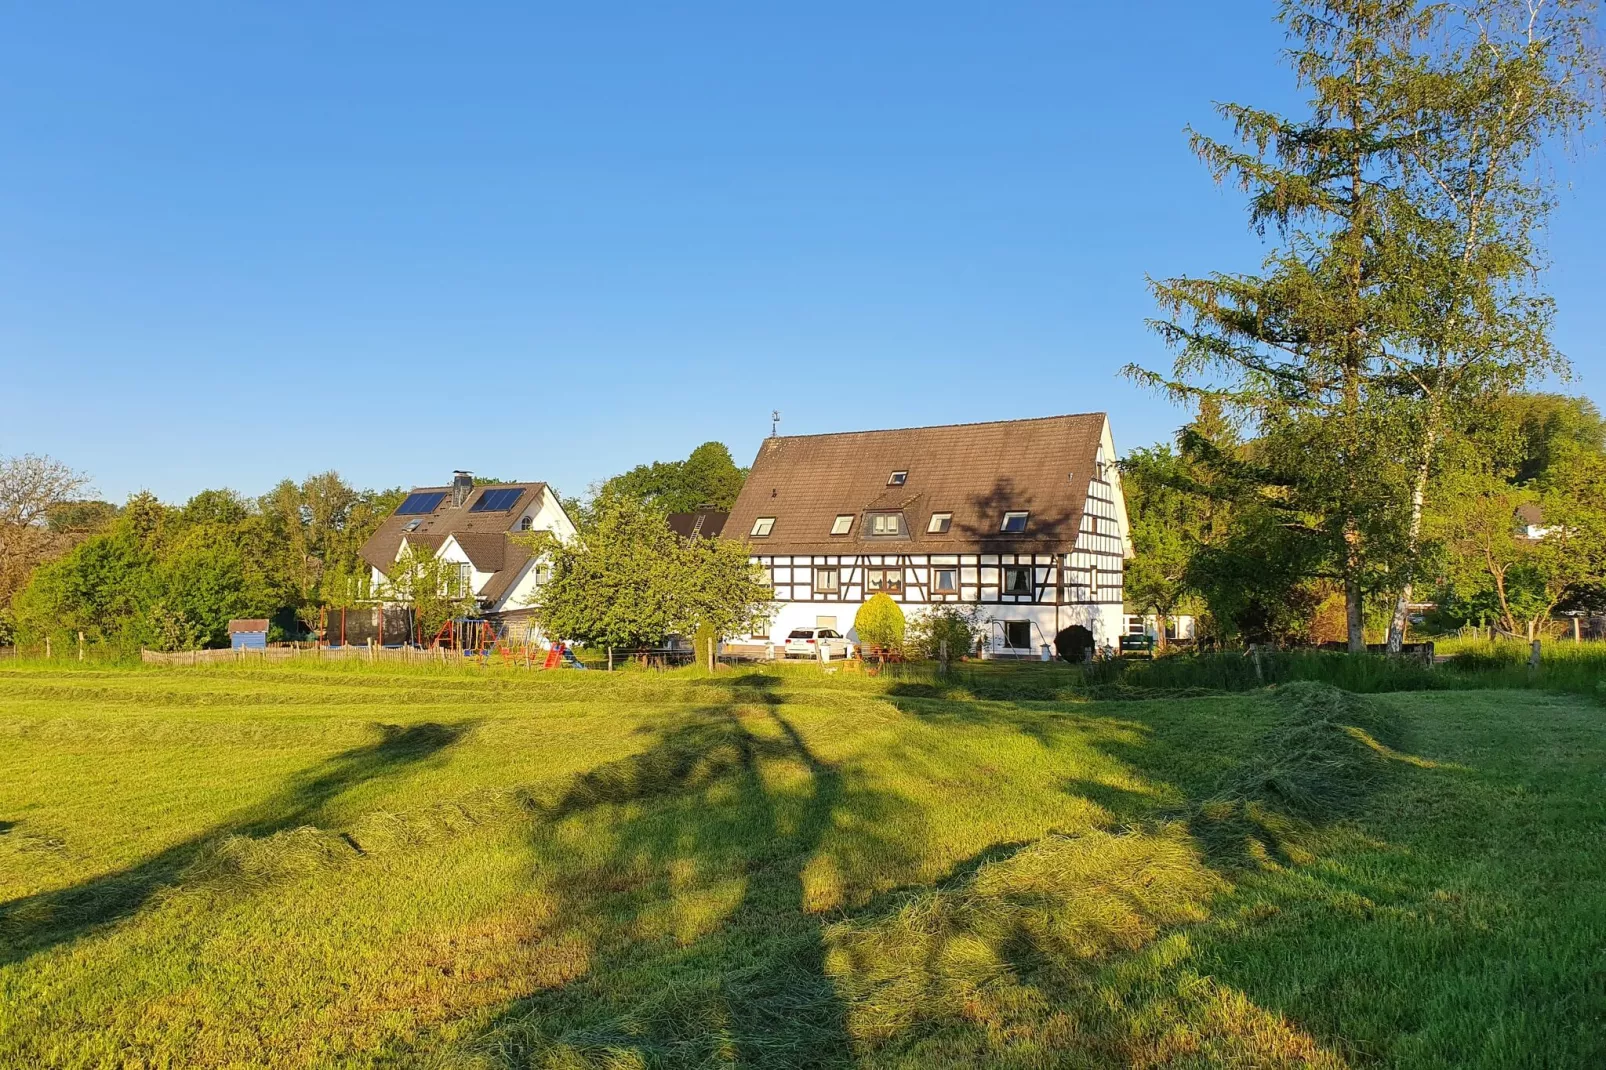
[479,539,535,604]
[724,413,1108,555]
[667,508,729,538]
[361,482,547,575]
[227,619,270,633]
[451,532,508,572]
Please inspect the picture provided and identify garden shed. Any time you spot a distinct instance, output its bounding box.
[227,619,269,650]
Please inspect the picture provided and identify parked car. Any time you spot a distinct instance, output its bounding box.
[782,628,855,659]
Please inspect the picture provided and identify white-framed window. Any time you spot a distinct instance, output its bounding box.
[520,516,533,531]
[446,561,473,598]
[933,567,958,593]
[1000,511,1029,533]
[888,471,908,486]
[869,513,902,536]
[927,512,952,534]
[751,517,775,537]
[814,567,839,592]
[831,515,853,535]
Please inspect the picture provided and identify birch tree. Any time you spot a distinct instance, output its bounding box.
[1379,0,1600,649]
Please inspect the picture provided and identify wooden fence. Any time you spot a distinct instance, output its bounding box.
[138,645,497,667]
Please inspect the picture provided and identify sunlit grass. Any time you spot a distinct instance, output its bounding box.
[1,665,1601,1067]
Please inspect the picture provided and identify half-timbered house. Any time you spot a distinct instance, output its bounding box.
[723,413,1133,656]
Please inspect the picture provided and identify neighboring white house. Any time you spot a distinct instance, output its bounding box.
[359,472,575,639]
[722,413,1135,656]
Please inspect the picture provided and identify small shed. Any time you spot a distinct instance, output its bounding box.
[228,619,270,650]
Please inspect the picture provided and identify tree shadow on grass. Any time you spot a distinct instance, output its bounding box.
[0,720,475,967]
[439,680,926,1069]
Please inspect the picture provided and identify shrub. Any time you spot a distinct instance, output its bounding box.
[854,593,906,657]
[906,604,982,659]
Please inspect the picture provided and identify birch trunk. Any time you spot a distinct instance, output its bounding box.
[1388,409,1440,652]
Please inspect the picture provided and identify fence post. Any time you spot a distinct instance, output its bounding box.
[1250,643,1263,684]
[1574,616,1581,645]
[45,636,51,659]
[78,631,84,662]
[1529,640,1542,672]
[939,638,949,675]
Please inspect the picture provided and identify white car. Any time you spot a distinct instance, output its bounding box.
[782,628,855,659]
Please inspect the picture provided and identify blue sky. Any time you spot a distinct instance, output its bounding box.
[3,2,1602,505]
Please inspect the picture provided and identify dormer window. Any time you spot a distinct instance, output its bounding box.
[887,471,907,486]
[927,512,952,534]
[868,513,903,536]
[831,515,853,535]
[1000,511,1029,533]
[751,517,775,537]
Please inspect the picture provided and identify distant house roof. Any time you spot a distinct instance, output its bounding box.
[361,481,548,575]
[227,619,270,633]
[667,507,729,539]
[723,413,1110,555]
[450,532,510,572]
[1516,503,1544,526]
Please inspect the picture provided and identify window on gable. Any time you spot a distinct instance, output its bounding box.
[868,513,903,536]
[445,562,473,599]
[927,512,952,534]
[933,567,958,593]
[751,517,775,537]
[831,515,853,535]
[1000,511,1029,533]
[1003,565,1033,594]
[520,516,533,531]
[814,567,839,592]
[888,471,907,486]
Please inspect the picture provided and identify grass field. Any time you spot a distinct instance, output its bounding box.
[1,663,1602,1068]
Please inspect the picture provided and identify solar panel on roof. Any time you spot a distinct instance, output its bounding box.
[470,487,522,513]
[395,491,447,515]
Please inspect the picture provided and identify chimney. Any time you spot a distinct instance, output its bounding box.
[452,471,474,507]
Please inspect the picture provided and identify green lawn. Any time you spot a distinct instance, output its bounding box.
[0,664,1601,1068]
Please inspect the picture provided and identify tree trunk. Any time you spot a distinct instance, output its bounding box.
[1387,453,1431,652]
[1155,614,1168,653]
[1345,569,1365,652]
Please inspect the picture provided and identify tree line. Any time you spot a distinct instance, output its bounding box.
[1122,0,1605,650]
[0,441,755,652]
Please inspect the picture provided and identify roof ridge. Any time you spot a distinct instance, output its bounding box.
[764,412,1106,442]
[402,481,546,493]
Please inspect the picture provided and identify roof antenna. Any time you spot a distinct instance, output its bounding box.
[771,409,781,437]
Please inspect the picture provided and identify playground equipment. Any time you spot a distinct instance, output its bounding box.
[540,642,587,670]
